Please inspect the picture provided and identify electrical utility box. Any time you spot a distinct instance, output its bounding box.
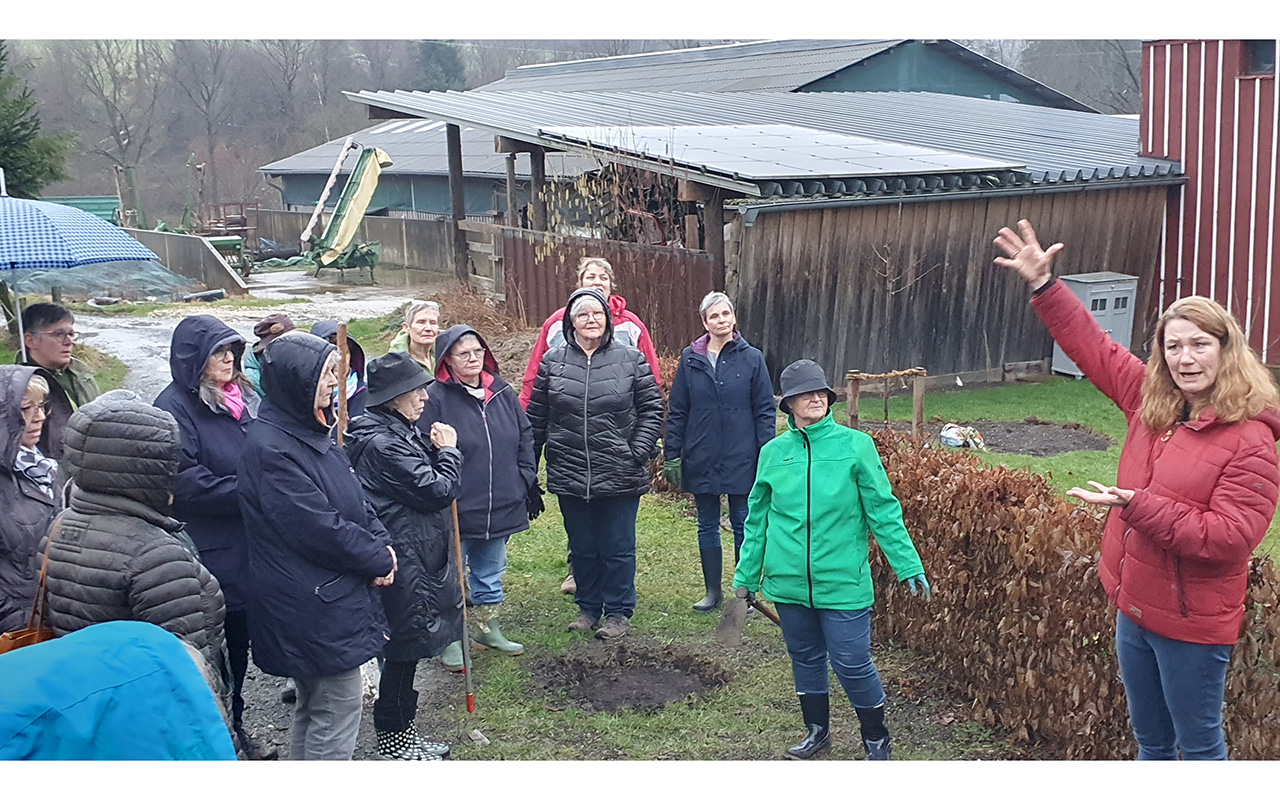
[1051,271,1140,377]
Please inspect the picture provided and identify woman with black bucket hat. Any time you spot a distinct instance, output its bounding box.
[732,359,932,761]
[346,351,463,761]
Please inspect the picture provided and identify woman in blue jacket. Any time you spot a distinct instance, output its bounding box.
[154,315,275,759]
[664,292,777,612]
[237,333,396,761]
[421,324,537,668]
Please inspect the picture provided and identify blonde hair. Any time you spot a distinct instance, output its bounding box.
[1140,295,1280,430]
[576,257,616,286]
[25,374,50,400]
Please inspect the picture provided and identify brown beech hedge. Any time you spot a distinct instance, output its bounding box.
[867,429,1280,760]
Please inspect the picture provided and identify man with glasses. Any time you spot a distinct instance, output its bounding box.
[20,303,100,409]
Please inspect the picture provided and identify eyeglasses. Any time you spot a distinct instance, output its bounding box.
[573,311,606,322]
[450,348,485,362]
[36,329,76,343]
[211,346,236,360]
[20,402,51,421]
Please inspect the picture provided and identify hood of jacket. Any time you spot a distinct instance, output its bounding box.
[691,330,743,357]
[168,315,246,394]
[61,390,181,512]
[260,333,337,434]
[434,324,502,383]
[310,320,366,377]
[2,365,44,467]
[559,288,614,352]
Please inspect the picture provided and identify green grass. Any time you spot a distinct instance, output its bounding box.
[64,296,306,317]
[1,339,127,392]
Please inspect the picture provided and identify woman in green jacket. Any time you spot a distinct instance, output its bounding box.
[732,359,932,761]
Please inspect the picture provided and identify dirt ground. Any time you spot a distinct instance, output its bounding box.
[870,416,1113,457]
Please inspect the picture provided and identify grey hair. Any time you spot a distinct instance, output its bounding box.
[25,374,50,398]
[569,293,606,320]
[699,291,734,320]
[404,300,440,325]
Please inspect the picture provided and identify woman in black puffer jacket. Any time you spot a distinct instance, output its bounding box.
[346,352,463,761]
[527,288,664,641]
[41,391,231,707]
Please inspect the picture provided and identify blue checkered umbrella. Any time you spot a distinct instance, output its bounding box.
[1,190,159,362]
[0,193,158,271]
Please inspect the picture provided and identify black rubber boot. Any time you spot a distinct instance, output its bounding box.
[785,693,831,760]
[855,704,892,761]
[692,548,723,613]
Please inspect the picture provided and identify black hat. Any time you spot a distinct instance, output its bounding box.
[366,352,433,407]
[778,359,838,414]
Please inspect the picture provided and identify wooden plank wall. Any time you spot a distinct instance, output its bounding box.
[500,226,716,355]
[732,186,1168,382]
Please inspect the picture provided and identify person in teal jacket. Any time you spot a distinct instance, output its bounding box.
[732,359,932,761]
[0,620,236,760]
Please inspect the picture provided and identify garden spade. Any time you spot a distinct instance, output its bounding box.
[715,588,781,646]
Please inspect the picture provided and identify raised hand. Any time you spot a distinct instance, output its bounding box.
[993,219,1063,290]
[430,422,458,449]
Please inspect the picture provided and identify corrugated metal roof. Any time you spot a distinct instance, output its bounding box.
[343,89,1182,200]
[478,40,902,93]
[259,119,597,178]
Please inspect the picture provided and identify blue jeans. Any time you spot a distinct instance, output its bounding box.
[461,536,509,606]
[774,603,886,709]
[693,493,748,552]
[559,494,640,620]
[1115,611,1232,760]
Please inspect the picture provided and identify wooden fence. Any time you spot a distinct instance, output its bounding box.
[252,209,455,276]
[492,225,716,355]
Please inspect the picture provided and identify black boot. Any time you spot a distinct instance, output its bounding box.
[785,693,831,760]
[234,724,279,760]
[855,703,892,761]
[692,547,723,613]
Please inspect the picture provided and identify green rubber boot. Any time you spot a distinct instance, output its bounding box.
[440,640,465,672]
[471,604,524,655]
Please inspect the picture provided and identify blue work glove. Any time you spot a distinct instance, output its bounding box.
[902,574,932,602]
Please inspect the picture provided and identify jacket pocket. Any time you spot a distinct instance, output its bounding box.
[314,572,361,603]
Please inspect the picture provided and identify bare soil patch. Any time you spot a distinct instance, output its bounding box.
[868,416,1113,457]
[528,637,731,714]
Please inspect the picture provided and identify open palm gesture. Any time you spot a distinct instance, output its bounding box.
[993,219,1063,290]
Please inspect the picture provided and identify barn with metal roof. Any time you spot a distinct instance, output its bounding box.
[342,85,1184,381]
[477,39,1098,113]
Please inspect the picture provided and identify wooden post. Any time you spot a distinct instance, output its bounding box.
[847,375,861,430]
[504,153,518,228]
[529,146,547,232]
[446,123,468,282]
[336,322,350,446]
[51,286,62,305]
[912,375,926,439]
[704,188,726,291]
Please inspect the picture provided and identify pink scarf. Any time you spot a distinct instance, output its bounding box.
[223,381,245,420]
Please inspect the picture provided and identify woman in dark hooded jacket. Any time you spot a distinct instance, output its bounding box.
[420,324,537,670]
[0,365,67,633]
[311,320,368,417]
[347,351,463,761]
[527,288,665,641]
[153,315,274,759]
[237,334,396,761]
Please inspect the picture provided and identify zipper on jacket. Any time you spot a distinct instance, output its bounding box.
[481,395,494,540]
[799,426,815,608]
[1174,556,1189,617]
[583,352,592,502]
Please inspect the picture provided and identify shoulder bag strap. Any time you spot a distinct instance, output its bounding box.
[26,514,64,631]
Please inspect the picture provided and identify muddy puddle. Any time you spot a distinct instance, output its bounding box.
[529,638,731,714]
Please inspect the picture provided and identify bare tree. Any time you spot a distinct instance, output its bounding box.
[257,40,315,121]
[1019,39,1143,114]
[54,40,170,225]
[172,40,237,206]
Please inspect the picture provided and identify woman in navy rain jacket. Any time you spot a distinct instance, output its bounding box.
[154,315,274,759]
[664,291,776,612]
[237,333,396,761]
[420,324,537,667]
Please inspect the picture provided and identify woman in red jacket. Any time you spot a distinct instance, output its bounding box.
[995,219,1280,760]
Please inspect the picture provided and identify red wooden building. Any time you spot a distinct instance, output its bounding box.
[1141,39,1278,364]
